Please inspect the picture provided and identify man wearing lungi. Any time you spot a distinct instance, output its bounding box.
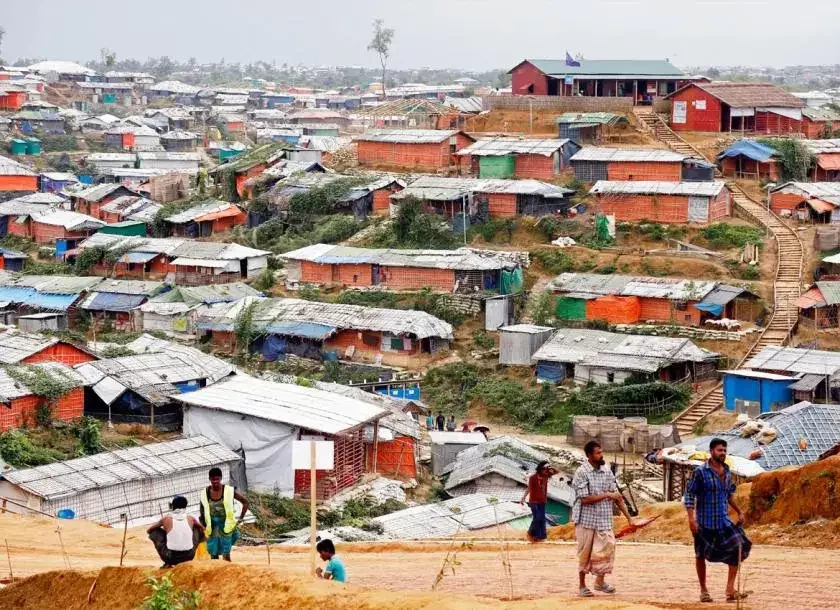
[572,440,635,597]
[684,437,751,603]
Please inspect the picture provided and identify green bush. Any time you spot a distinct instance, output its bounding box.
[422,362,481,414]
[367,198,457,249]
[336,291,400,308]
[530,249,576,274]
[0,429,64,467]
[71,416,103,455]
[758,138,815,181]
[471,330,495,349]
[140,574,200,610]
[701,223,764,249]
[252,267,276,291]
[468,379,557,428]
[741,265,760,280]
[528,291,554,325]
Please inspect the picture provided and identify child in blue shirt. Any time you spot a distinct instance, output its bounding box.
[316,538,347,583]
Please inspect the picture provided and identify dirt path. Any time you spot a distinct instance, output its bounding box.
[0,514,834,609]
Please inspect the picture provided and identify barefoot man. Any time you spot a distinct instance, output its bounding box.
[684,437,751,603]
[572,440,635,597]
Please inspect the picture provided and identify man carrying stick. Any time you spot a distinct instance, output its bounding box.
[572,440,635,598]
[684,437,751,603]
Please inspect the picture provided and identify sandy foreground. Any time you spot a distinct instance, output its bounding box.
[0,513,835,609]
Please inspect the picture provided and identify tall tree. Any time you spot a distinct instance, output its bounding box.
[0,26,6,63]
[100,48,116,68]
[367,19,394,99]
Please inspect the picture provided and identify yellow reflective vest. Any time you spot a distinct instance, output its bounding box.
[200,485,235,537]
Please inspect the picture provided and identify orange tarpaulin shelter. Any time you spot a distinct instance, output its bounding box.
[586,295,642,324]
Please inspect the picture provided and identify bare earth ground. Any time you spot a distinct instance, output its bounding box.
[0,514,835,610]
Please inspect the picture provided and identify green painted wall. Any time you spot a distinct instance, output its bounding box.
[556,296,586,320]
[479,155,515,178]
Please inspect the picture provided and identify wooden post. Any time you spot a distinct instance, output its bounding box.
[372,420,380,473]
[119,515,128,566]
[309,440,317,577]
[1,499,6,514]
[4,539,12,582]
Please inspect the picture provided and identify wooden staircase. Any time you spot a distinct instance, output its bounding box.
[670,184,803,437]
[633,107,710,159]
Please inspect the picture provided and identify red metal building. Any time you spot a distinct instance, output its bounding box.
[509,59,692,103]
[590,180,731,224]
[355,129,474,172]
[570,147,689,182]
[0,155,38,192]
[667,83,805,134]
[801,108,840,140]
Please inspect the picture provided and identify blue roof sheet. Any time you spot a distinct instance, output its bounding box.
[0,286,79,311]
[717,139,776,163]
[263,321,336,339]
[83,292,146,312]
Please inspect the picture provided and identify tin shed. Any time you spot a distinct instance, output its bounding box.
[429,431,487,475]
[722,370,795,415]
[499,324,554,366]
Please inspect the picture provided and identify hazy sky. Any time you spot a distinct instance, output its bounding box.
[3,0,839,71]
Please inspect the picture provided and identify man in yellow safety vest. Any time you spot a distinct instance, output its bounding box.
[199,467,250,561]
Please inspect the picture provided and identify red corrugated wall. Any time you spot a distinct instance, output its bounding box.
[23,343,95,366]
[670,86,723,132]
[31,223,89,245]
[366,436,416,478]
[709,188,731,221]
[0,388,84,431]
[358,135,471,171]
[0,176,38,192]
[755,111,801,135]
[514,154,556,179]
[511,61,549,95]
[802,118,832,139]
[586,296,641,323]
[379,266,455,291]
[607,161,682,181]
[485,192,518,218]
[770,192,806,214]
[595,193,692,224]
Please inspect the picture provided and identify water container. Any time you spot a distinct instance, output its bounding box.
[57,508,75,519]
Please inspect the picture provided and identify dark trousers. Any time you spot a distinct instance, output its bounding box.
[148,526,203,566]
[528,502,548,540]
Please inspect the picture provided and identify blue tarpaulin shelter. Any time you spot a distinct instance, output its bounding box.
[0,286,78,311]
[717,139,776,163]
[82,292,147,312]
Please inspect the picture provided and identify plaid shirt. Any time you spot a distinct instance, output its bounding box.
[683,460,735,530]
[572,461,617,531]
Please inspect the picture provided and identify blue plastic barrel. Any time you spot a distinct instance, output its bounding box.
[57,508,75,519]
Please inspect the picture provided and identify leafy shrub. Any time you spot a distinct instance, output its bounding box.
[528,291,554,325]
[471,330,495,350]
[71,416,103,455]
[422,362,481,414]
[0,429,63,467]
[140,574,200,610]
[336,291,400,308]
[741,265,760,280]
[530,249,576,274]
[252,267,276,291]
[701,223,764,249]
[298,284,323,301]
[758,138,815,181]
[468,379,557,428]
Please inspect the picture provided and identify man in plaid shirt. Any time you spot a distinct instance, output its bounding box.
[572,440,635,598]
[684,438,751,603]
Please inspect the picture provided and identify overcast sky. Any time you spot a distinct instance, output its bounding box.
[3,0,839,71]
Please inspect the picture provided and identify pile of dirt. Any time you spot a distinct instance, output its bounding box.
[0,563,663,610]
[746,455,840,526]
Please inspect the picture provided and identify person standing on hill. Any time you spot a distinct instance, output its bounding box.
[572,440,635,598]
[200,467,249,561]
[520,460,555,543]
[684,438,751,603]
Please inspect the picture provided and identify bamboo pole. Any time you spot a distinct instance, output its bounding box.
[309,440,317,577]
[119,514,128,566]
[4,539,12,582]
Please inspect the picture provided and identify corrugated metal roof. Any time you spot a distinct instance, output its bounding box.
[802,138,840,154]
[136,152,201,162]
[499,324,554,334]
[745,346,840,376]
[526,59,684,78]
[457,137,573,157]
[176,374,388,435]
[429,431,487,445]
[12,275,103,294]
[786,374,824,392]
[533,328,715,366]
[198,297,453,340]
[571,147,686,163]
[281,243,523,271]
[84,279,165,296]
[26,60,95,76]
[371,493,530,539]
[0,330,59,364]
[166,201,240,224]
[773,182,840,207]
[556,112,628,126]
[147,283,260,307]
[549,272,717,301]
[439,436,550,476]
[149,81,201,95]
[0,155,37,177]
[99,196,162,222]
[0,361,87,401]
[354,129,465,144]
[3,436,239,501]
[445,454,573,504]
[590,180,726,197]
[681,83,805,109]
[444,96,483,113]
[31,210,104,231]
[84,153,136,165]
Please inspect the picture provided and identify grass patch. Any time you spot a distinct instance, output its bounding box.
[700,223,764,249]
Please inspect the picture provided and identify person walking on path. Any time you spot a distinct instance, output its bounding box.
[684,438,751,603]
[147,495,203,568]
[446,415,457,431]
[520,460,555,542]
[200,467,250,561]
[572,440,635,598]
[435,412,445,431]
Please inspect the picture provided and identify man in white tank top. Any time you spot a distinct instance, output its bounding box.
[147,495,203,567]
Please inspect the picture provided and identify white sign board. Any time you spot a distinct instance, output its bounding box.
[694,99,706,110]
[673,101,687,124]
[293,440,334,470]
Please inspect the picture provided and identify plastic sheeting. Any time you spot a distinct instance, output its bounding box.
[183,405,296,495]
[695,302,724,316]
[586,295,641,324]
[500,268,524,294]
[82,292,146,312]
[536,361,565,383]
[556,296,586,320]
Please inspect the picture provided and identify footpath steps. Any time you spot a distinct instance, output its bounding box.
[631,106,805,437]
[670,184,803,437]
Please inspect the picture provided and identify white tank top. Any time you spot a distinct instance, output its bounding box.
[166,511,194,552]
